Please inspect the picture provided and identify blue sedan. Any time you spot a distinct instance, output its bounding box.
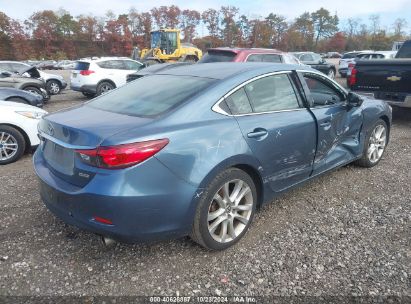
[34,63,392,250]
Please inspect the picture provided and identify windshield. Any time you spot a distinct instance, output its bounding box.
[151,31,161,48]
[87,75,215,117]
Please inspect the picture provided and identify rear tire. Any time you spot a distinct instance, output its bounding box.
[191,168,257,250]
[0,125,26,165]
[46,80,61,95]
[96,82,115,96]
[355,119,388,168]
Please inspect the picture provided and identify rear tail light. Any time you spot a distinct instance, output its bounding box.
[348,65,357,87]
[75,139,169,169]
[93,216,113,225]
[79,70,95,76]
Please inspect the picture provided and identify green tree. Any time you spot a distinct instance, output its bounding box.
[311,8,338,49]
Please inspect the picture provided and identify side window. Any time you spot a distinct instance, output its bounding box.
[303,74,344,107]
[10,63,25,72]
[97,61,111,69]
[301,54,314,62]
[244,74,300,112]
[263,54,282,63]
[225,88,253,115]
[246,54,263,62]
[98,60,125,69]
[123,60,143,70]
[0,63,12,71]
[110,60,126,69]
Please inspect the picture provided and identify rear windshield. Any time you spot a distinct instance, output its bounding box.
[198,51,237,63]
[342,53,359,59]
[74,61,90,70]
[87,75,215,116]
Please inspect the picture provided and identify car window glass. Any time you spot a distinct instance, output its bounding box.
[245,74,299,112]
[88,75,215,116]
[312,53,322,62]
[283,54,299,64]
[124,60,143,70]
[225,88,253,115]
[301,54,313,62]
[263,54,282,63]
[246,54,264,62]
[303,74,344,106]
[10,63,25,72]
[0,63,12,71]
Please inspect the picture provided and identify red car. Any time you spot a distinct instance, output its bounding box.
[198,48,303,65]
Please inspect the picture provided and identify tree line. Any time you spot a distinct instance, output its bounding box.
[0,6,409,60]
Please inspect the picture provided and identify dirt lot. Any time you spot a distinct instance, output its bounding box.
[0,70,410,300]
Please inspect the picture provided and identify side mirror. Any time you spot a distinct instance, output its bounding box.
[347,92,363,107]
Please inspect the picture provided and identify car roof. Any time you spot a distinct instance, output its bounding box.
[77,57,134,62]
[152,62,310,80]
[206,48,283,55]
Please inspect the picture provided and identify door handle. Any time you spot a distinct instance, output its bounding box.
[247,128,268,139]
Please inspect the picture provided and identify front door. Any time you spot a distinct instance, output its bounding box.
[300,72,363,175]
[225,72,317,192]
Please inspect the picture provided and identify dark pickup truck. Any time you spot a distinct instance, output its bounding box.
[348,40,411,108]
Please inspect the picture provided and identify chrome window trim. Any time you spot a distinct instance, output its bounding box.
[212,71,304,117]
[297,69,348,96]
[38,130,95,150]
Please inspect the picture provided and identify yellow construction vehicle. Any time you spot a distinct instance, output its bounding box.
[134,29,202,64]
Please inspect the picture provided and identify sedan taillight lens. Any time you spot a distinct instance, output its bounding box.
[76,139,169,169]
[79,70,95,76]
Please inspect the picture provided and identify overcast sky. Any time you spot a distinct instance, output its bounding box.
[2,0,411,31]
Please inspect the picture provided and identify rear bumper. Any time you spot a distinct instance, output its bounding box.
[338,68,347,77]
[33,148,199,243]
[70,84,97,94]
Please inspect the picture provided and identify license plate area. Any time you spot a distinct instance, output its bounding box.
[43,139,74,176]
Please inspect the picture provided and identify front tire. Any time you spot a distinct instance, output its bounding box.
[355,119,388,168]
[0,126,26,165]
[191,168,257,250]
[46,80,61,95]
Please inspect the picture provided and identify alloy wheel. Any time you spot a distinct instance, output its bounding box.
[49,82,60,94]
[367,124,386,163]
[0,131,18,161]
[100,84,113,94]
[207,179,253,243]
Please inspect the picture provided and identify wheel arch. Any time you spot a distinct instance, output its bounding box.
[0,123,31,152]
[195,156,265,209]
[97,79,117,89]
[379,114,391,142]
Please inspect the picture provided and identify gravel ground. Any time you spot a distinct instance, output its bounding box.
[0,71,410,301]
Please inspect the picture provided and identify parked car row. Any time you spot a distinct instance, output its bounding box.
[24,60,76,70]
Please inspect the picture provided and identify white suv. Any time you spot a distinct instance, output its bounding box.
[70,57,144,97]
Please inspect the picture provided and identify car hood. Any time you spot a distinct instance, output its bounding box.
[18,66,41,78]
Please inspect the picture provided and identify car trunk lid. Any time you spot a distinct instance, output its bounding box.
[38,105,153,186]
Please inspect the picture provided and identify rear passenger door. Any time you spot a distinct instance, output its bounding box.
[225,72,317,192]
